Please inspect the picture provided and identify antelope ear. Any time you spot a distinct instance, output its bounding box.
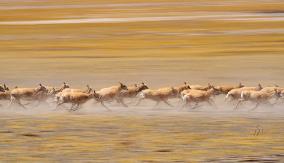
[184,82,187,85]
[39,83,42,87]
[141,82,145,85]
[134,84,138,87]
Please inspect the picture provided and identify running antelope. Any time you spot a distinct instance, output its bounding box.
[136,82,190,107]
[9,84,48,109]
[234,89,281,110]
[189,83,213,91]
[225,84,263,101]
[181,88,218,109]
[95,82,128,109]
[56,90,101,111]
[213,82,244,94]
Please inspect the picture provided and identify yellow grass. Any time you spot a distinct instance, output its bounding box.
[0,113,283,162]
[0,2,283,161]
[0,0,284,58]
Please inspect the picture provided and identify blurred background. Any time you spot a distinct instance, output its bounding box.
[0,0,283,88]
[0,1,284,162]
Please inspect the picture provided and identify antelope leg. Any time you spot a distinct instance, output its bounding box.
[55,101,65,110]
[162,99,173,107]
[70,103,80,112]
[100,102,112,111]
[234,99,244,110]
[181,100,190,109]
[250,102,261,111]
[69,103,76,111]
[7,96,16,109]
[151,100,160,109]
[207,99,218,109]
[135,98,144,106]
[117,98,128,107]
[15,99,27,109]
[190,102,200,110]
[263,100,274,107]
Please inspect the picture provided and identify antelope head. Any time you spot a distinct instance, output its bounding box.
[239,82,245,88]
[171,86,178,96]
[138,82,149,92]
[274,89,282,98]
[119,82,128,91]
[3,84,9,91]
[184,82,191,90]
[92,90,102,101]
[63,82,70,89]
[257,83,263,90]
[86,85,92,93]
[35,83,48,93]
[0,85,4,92]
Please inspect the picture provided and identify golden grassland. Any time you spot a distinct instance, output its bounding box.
[0,0,284,58]
[0,1,284,161]
[0,0,284,87]
[0,113,283,162]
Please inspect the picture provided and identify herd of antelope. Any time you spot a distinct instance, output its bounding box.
[0,82,283,111]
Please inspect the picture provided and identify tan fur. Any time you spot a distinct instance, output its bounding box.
[97,83,127,101]
[235,89,279,110]
[182,88,215,103]
[181,88,217,109]
[214,83,244,94]
[11,85,47,101]
[142,83,189,100]
[189,83,212,91]
[137,82,190,106]
[56,85,92,100]
[0,91,11,101]
[241,90,277,102]
[225,84,263,100]
[173,82,191,94]
[46,82,70,95]
[59,92,93,104]
[141,88,175,101]
[57,90,100,111]
[9,84,48,108]
[280,90,284,98]
[93,83,128,108]
[120,83,148,98]
[261,87,284,93]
